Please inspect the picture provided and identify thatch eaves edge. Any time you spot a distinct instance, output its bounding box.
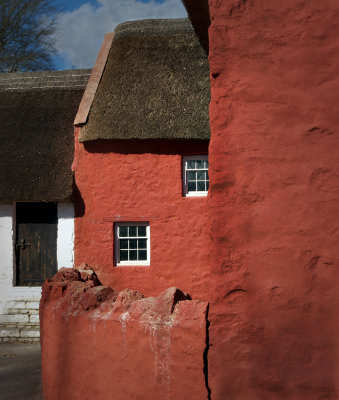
[0,88,85,202]
[79,19,210,142]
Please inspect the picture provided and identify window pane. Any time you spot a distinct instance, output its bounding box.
[205,160,209,168]
[119,226,128,237]
[197,181,205,191]
[137,226,146,237]
[138,250,147,260]
[188,182,196,192]
[196,160,204,169]
[138,239,147,249]
[197,171,205,180]
[120,239,128,249]
[129,239,137,249]
[117,223,149,264]
[206,181,209,190]
[206,171,209,180]
[187,160,195,169]
[129,226,137,237]
[187,171,196,180]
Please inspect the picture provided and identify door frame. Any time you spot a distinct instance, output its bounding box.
[15,202,58,286]
[11,202,75,287]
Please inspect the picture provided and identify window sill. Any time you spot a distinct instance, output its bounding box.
[115,263,150,267]
[184,192,208,197]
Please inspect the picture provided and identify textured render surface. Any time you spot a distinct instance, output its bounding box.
[73,133,210,300]
[40,267,208,400]
[206,0,339,399]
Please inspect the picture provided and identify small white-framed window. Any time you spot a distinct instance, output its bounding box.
[115,222,150,266]
[183,155,209,197]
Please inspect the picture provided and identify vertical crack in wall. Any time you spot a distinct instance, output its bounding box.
[203,304,212,400]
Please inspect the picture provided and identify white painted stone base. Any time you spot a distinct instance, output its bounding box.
[0,291,41,343]
[0,202,74,342]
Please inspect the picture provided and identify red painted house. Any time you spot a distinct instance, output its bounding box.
[73,18,211,300]
[40,1,339,398]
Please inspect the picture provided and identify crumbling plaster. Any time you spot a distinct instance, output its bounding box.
[40,267,209,400]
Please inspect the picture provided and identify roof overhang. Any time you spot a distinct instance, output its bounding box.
[181,0,210,55]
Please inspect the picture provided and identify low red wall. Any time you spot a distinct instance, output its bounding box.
[40,267,208,400]
[207,0,339,399]
[72,135,210,300]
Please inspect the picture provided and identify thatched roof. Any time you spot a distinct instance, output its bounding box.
[0,70,91,202]
[79,18,210,142]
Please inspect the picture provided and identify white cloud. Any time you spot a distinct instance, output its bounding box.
[55,0,187,69]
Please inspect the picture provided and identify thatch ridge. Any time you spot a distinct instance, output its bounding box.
[0,69,91,92]
[80,19,210,142]
[114,18,194,39]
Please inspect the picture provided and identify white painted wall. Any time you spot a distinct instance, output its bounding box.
[0,202,74,314]
[57,202,74,269]
[0,204,13,286]
[0,204,15,313]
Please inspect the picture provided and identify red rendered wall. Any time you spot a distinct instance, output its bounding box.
[73,133,210,300]
[207,0,339,399]
[40,267,208,400]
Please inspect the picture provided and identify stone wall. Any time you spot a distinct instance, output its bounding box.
[40,266,209,400]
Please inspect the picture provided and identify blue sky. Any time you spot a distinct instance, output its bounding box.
[52,0,187,70]
[57,0,170,11]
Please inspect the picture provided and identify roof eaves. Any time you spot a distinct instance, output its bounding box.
[181,0,210,54]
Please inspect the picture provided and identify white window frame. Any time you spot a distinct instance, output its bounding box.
[183,155,209,197]
[115,222,150,266]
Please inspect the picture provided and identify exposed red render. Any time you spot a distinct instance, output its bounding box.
[206,0,339,399]
[73,129,210,300]
[40,267,208,400]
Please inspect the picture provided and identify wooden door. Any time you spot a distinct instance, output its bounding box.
[15,202,57,286]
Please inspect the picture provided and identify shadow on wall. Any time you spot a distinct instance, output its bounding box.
[72,179,85,218]
[83,139,210,156]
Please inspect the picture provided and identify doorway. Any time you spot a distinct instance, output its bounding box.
[15,202,57,286]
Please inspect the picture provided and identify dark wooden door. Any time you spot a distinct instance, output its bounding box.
[16,202,57,286]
